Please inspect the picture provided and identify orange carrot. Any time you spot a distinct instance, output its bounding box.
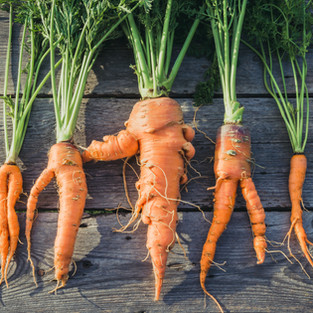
[0,164,22,286]
[286,154,313,265]
[83,97,195,300]
[26,142,87,290]
[200,124,266,299]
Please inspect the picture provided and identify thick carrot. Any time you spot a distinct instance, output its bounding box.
[26,142,87,290]
[287,154,313,265]
[0,163,22,286]
[200,124,266,298]
[83,97,195,300]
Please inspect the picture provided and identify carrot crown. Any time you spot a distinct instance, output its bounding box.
[244,0,312,153]
[33,0,144,143]
[0,1,52,164]
[122,0,203,99]
[205,0,247,124]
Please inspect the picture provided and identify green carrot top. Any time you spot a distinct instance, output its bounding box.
[205,0,248,124]
[122,0,204,99]
[31,0,145,143]
[1,1,51,163]
[244,0,313,153]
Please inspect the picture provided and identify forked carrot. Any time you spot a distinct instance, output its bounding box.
[83,97,195,300]
[200,125,266,297]
[0,164,22,286]
[26,142,87,289]
[199,2,268,310]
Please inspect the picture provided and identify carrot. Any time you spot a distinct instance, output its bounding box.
[287,155,313,265]
[244,0,312,270]
[26,142,87,288]
[83,97,195,300]
[200,124,266,299]
[0,2,52,286]
[24,0,143,290]
[0,164,22,286]
[82,0,201,299]
[199,2,268,310]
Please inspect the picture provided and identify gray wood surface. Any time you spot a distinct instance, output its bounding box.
[1,9,313,313]
[6,212,313,313]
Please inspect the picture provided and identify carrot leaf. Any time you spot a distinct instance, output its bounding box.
[122,0,203,99]
[244,0,313,153]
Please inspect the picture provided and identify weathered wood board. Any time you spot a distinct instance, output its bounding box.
[4,212,313,313]
[0,8,313,313]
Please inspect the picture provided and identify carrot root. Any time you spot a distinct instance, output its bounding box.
[200,124,266,311]
[0,164,23,287]
[26,142,87,289]
[83,97,195,299]
[287,154,313,267]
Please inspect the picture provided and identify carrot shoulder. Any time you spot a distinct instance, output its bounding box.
[83,97,195,300]
[200,124,266,297]
[26,142,87,290]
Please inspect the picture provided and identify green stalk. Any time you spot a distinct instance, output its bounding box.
[3,4,13,158]
[50,0,62,136]
[243,39,297,144]
[8,21,27,163]
[165,17,200,90]
[157,0,172,80]
[127,13,151,90]
[229,0,247,101]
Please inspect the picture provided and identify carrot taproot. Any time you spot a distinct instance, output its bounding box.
[286,154,313,265]
[26,142,87,290]
[0,164,22,286]
[83,97,195,300]
[200,124,266,300]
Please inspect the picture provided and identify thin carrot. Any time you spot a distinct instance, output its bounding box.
[26,142,87,289]
[287,155,313,265]
[244,0,312,270]
[200,124,266,298]
[83,97,195,300]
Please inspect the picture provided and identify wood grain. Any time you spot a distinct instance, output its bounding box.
[5,212,313,313]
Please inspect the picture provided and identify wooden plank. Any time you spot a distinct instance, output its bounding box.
[1,10,313,98]
[1,97,312,210]
[6,211,313,313]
